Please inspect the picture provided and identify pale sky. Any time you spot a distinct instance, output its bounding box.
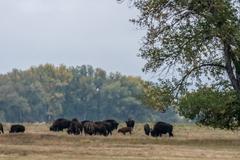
[0,0,153,79]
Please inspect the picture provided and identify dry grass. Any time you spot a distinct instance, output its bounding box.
[0,123,240,160]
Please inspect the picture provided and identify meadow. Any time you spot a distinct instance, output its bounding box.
[0,123,240,160]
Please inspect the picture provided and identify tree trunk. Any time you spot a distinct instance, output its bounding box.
[223,42,240,93]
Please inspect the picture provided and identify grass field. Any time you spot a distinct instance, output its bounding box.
[0,123,240,160]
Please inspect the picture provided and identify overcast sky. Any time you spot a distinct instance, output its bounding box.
[0,0,154,79]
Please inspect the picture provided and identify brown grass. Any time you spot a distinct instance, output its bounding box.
[0,123,240,160]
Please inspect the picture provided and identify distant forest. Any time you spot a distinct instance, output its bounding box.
[0,64,181,123]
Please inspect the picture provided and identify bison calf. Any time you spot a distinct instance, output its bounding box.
[0,123,4,134]
[9,124,25,133]
[118,127,132,135]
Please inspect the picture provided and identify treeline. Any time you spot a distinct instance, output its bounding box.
[0,64,180,123]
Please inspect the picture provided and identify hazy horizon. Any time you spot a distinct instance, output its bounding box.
[0,0,156,80]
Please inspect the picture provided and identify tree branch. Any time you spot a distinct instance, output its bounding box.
[174,63,226,97]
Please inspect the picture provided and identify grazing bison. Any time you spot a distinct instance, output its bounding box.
[125,118,135,128]
[118,127,132,135]
[104,119,119,129]
[0,123,3,134]
[95,121,114,135]
[9,124,25,133]
[67,119,83,135]
[102,121,113,135]
[103,119,119,134]
[50,118,71,132]
[144,123,151,136]
[94,122,108,136]
[151,121,173,137]
[83,121,95,135]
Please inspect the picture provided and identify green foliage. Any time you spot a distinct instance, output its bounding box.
[0,64,179,122]
[132,0,240,94]
[141,81,174,111]
[130,0,240,129]
[178,87,240,130]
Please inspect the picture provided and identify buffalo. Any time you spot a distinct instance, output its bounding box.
[95,121,114,135]
[103,119,119,134]
[81,120,91,126]
[104,119,119,129]
[102,121,113,135]
[0,123,3,134]
[67,118,83,135]
[94,122,108,136]
[151,121,173,137]
[125,118,135,128]
[118,127,132,135]
[144,123,151,136]
[50,118,71,132]
[83,121,95,135]
[9,124,25,133]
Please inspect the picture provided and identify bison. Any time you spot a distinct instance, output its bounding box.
[81,120,91,126]
[102,121,113,135]
[118,127,132,135]
[0,123,3,134]
[125,118,135,128]
[104,119,119,132]
[50,118,71,132]
[151,121,173,137]
[83,121,95,135]
[95,121,113,135]
[67,119,83,135]
[94,122,108,136]
[144,123,151,136]
[9,124,25,133]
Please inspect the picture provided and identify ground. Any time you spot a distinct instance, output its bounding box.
[0,123,240,160]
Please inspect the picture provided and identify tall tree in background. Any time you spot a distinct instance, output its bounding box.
[122,0,240,128]
[130,0,240,94]
[0,64,181,122]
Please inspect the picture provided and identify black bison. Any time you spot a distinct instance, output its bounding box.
[9,124,25,133]
[125,118,135,128]
[151,121,173,137]
[94,122,108,136]
[103,119,119,134]
[67,118,83,135]
[81,120,91,126]
[102,121,114,135]
[144,123,151,136]
[83,121,95,135]
[0,123,3,134]
[95,121,113,135]
[118,127,132,135]
[50,118,71,132]
[83,121,109,136]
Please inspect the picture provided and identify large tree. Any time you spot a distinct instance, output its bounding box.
[122,0,240,128]
[130,0,240,95]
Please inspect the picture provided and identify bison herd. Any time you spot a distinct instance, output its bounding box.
[50,118,120,136]
[0,120,174,137]
[48,118,174,137]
